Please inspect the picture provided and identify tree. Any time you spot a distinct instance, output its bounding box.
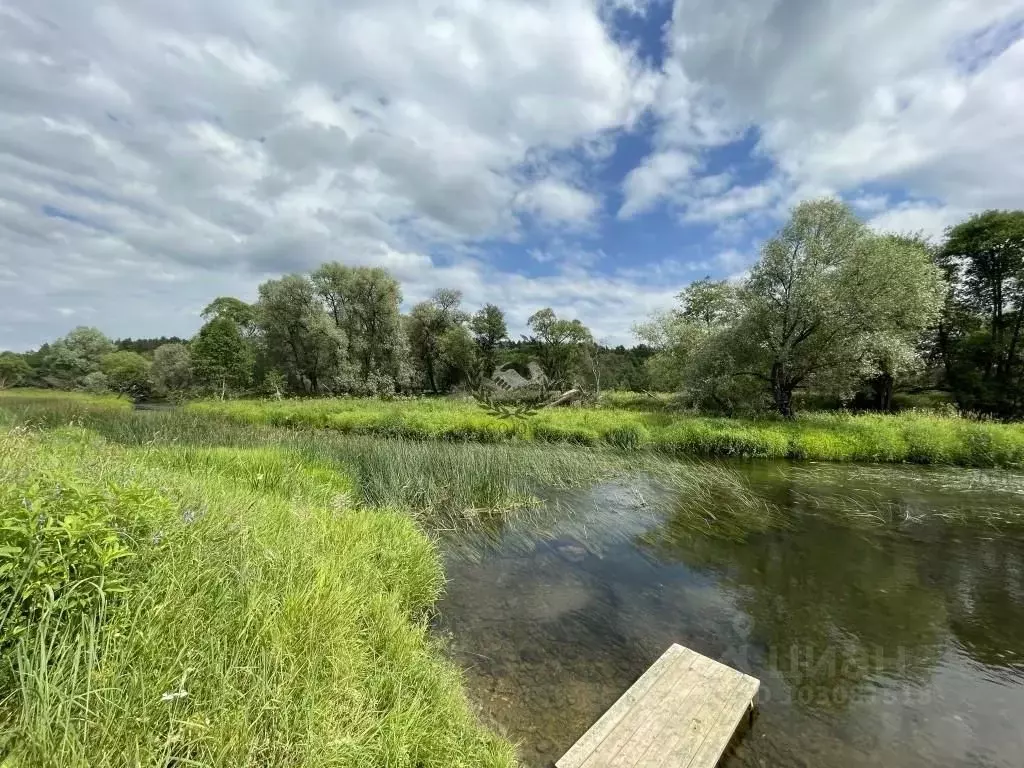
[439,325,480,384]
[470,304,508,376]
[0,353,31,389]
[256,275,345,394]
[648,200,944,416]
[526,308,593,386]
[736,200,945,415]
[939,210,1024,415]
[191,317,254,396]
[406,290,467,392]
[635,280,739,395]
[99,351,152,398]
[201,297,257,337]
[312,264,404,387]
[854,235,946,410]
[150,343,193,398]
[42,327,114,388]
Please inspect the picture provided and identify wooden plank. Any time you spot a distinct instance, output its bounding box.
[557,644,692,768]
[654,673,749,767]
[602,655,727,768]
[556,644,759,768]
[582,654,714,768]
[683,675,760,768]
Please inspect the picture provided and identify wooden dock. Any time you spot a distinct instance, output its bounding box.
[556,644,759,768]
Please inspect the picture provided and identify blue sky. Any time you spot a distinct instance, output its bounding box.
[1,0,1023,349]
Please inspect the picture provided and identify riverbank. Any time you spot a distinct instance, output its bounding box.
[3,388,1024,467]
[0,407,516,766]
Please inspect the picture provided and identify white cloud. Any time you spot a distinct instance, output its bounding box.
[632,0,1024,230]
[867,202,963,240]
[619,150,696,218]
[515,178,601,227]
[0,0,656,349]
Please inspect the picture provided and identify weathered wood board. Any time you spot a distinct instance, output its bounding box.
[556,644,759,768]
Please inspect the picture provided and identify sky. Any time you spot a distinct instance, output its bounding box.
[1,0,1023,350]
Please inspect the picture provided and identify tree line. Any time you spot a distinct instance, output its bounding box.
[0,263,651,400]
[1,199,1022,417]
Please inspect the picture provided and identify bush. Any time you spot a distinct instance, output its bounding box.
[0,476,170,649]
[80,371,109,395]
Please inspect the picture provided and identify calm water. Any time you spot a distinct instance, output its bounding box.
[435,462,1024,768]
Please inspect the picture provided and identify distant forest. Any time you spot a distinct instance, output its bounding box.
[2,199,1023,418]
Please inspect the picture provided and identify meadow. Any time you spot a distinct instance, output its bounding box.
[0,399,528,767]
[179,392,1024,468]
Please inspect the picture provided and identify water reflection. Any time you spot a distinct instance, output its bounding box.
[436,464,1024,768]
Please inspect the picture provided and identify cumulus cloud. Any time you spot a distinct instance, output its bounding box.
[0,0,656,348]
[632,0,1024,228]
[515,178,601,227]
[619,150,697,218]
[3,0,1023,351]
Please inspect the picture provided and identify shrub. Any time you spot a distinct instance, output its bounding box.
[0,476,170,649]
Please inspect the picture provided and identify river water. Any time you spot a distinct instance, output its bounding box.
[435,462,1024,767]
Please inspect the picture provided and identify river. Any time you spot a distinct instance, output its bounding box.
[435,461,1024,767]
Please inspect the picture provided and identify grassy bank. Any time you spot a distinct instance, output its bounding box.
[0,407,517,765]
[4,388,1023,467]
[184,393,1024,468]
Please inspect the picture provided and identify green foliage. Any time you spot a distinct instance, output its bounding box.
[937,210,1024,417]
[257,275,344,394]
[0,352,32,389]
[407,290,469,392]
[170,392,1024,468]
[525,308,592,387]
[98,351,151,398]
[201,296,258,336]
[0,475,169,649]
[191,316,254,395]
[149,343,192,398]
[80,371,109,394]
[312,263,405,388]
[639,200,944,416]
[40,327,115,389]
[0,410,516,768]
[470,304,508,375]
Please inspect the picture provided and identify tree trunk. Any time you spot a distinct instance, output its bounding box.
[425,356,438,393]
[543,388,582,408]
[771,362,794,418]
[873,373,895,412]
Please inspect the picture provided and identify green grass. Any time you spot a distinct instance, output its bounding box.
[180,393,1024,468]
[6,388,1023,467]
[0,415,516,766]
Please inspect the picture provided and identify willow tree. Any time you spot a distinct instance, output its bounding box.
[661,199,944,416]
[733,200,943,415]
[256,275,345,394]
[311,263,405,388]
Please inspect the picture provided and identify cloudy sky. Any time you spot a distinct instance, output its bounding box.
[1,0,1023,350]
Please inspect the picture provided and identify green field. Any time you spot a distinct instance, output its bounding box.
[4,388,1024,467]
[180,393,1024,468]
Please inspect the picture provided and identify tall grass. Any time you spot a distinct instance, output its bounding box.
[182,394,1024,468]
[7,389,1023,467]
[0,422,516,767]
